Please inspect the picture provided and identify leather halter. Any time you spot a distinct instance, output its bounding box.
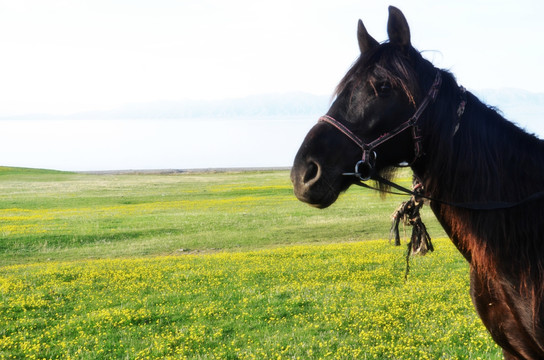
[319,71,442,180]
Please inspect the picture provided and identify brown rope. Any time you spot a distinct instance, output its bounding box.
[390,178,434,279]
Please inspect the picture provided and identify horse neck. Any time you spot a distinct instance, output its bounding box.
[412,77,544,281]
[414,76,544,204]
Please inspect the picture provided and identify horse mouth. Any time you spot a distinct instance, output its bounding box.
[293,188,339,209]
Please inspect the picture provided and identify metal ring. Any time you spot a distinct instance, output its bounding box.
[355,151,377,181]
[354,164,370,182]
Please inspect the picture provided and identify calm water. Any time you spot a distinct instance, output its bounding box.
[0,117,318,171]
[3,103,542,172]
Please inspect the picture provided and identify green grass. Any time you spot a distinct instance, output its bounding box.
[0,167,501,359]
[0,167,445,265]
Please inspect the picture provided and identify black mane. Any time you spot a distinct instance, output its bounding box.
[417,61,544,301]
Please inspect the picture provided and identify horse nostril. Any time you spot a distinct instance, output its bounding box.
[303,161,321,186]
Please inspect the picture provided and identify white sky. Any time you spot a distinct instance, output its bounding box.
[1,0,543,116]
[1,1,543,171]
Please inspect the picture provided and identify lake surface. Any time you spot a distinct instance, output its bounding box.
[2,102,543,172]
[0,117,318,171]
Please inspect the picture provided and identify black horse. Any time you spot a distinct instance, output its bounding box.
[291,7,544,360]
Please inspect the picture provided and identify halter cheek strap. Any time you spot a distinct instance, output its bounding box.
[319,71,442,180]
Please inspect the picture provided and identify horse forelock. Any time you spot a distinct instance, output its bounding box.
[334,44,422,108]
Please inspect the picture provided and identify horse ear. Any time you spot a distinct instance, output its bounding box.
[357,19,378,54]
[387,6,411,48]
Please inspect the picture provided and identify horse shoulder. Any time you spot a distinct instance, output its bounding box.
[470,268,544,359]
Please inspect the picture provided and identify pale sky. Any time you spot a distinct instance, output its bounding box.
[1,0,543,116]
[1,1,543,171]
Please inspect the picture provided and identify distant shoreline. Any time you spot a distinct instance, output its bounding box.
[77,167,292,175]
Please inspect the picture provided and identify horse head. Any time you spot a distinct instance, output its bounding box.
[291,6,438,208]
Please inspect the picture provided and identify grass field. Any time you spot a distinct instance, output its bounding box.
[0,167,501,359]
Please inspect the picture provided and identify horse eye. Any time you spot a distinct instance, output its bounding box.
[378,82,392,96]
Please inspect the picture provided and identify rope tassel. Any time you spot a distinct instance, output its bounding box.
[390,178,434,278]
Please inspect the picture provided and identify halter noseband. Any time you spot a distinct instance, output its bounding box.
[319,71,442,181]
